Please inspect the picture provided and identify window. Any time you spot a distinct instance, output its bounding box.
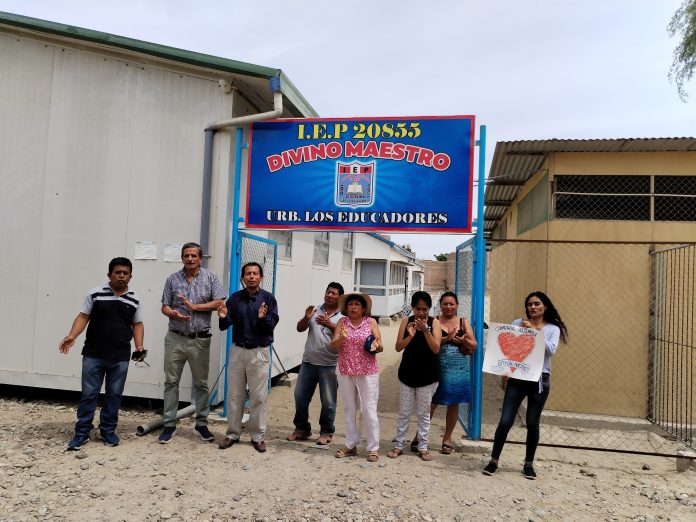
[268,231,292,260]
[411,272,423,291]
[654,176,696,221]
[358,260,386,296]
[553,175,696,222]
[554,175,650,221]
[342,233,353,271]
[313,232,330,265]
[389,264,407,295]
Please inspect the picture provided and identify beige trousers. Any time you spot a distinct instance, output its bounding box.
[226,345,270,442]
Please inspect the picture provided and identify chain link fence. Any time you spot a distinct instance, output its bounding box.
[476,239,695,456]
[649,244,695,450]
[454,239,475,431]
[552,174,696,222]
[239,232,277,294]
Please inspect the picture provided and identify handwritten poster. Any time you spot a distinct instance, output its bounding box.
[483,323,545,381]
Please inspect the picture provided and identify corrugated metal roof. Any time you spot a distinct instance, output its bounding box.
[484,137,696,234]
[0,11,318,118]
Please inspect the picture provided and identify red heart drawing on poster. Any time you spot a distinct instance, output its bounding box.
[498,332,535,373]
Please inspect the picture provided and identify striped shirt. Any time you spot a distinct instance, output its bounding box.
[80,283,143,361]
[162,267,226,333]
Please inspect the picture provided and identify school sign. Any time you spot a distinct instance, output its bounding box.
[246,116,475,232]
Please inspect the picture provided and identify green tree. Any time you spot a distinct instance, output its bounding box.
[434,253,448,261]
[668,0,696,100]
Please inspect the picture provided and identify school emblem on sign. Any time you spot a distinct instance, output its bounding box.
[335,161,375,207]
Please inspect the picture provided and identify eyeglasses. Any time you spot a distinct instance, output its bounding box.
[134,360,150,368]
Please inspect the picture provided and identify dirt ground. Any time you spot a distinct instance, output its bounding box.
[1,322,695,522]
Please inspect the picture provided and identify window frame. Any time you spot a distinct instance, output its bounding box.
[551,174,696,223]
[313,231,330,266]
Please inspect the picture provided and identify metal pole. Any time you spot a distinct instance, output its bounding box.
[470,124,487,440]
[199,129,214,266]
[222,127,246,418]
[268,230,279,390]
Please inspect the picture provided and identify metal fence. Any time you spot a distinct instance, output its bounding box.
[238,232,277,295]
[468,239,695,456]
[551,174,696,222]
[649,244,695,450]
[454,238,475,432]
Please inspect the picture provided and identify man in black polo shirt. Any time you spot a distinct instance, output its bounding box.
[59,257,144,450]
[217,261,279,452]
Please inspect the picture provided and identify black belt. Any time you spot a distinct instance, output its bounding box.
[170,329,211,339]
[235,342,261,349]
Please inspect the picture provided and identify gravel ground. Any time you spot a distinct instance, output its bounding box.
[1,323,695,521]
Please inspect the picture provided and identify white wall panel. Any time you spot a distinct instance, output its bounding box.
[34,49,138,382]
[0,34,54,374]
[1,32,236,397]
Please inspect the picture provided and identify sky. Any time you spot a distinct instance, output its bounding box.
[1,0,693,259]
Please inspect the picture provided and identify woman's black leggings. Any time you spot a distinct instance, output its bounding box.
[491,373,550,463]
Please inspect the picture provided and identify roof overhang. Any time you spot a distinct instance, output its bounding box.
[0,11,318,118]
[483,137,696,236]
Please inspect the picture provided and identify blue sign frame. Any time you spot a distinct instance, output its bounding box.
[246,116,475,232]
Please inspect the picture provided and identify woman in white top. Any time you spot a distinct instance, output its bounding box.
[482,291,568,480]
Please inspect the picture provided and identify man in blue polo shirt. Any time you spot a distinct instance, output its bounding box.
[59,257,144,450]
[159,242,226,444]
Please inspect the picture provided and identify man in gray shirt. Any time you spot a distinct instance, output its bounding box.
[158,242,226,444]
[287,282,344,445]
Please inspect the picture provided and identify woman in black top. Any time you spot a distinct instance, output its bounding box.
[387,291,442,461]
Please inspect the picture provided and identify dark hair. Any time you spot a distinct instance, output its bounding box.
[439,291,458,304]
[525,291,568,343]
[411,290,432,308]
[108,257,132,274]
[181,242,202,257]
[346,294,367,310]
[327,282,345,295]
[241,261,264,278]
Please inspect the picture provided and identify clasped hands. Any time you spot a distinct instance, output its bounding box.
[217,302,268,319]
[406,318,429,337]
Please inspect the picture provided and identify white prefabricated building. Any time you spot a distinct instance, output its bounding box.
[0,12,366,401]
[354,233,424,317]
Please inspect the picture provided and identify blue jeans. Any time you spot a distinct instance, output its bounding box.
[492,373,550,463]
[75,356,129,436]
[292,362,338,435]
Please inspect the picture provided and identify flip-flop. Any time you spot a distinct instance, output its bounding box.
[441,442,453,455]
[419,450,433,461]
[316,434,333,445]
